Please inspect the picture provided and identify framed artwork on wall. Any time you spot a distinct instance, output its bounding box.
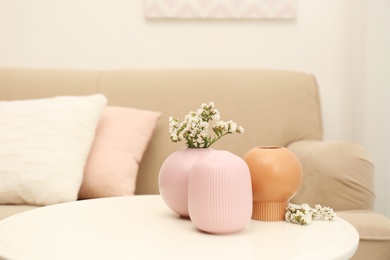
[144,0,298,19]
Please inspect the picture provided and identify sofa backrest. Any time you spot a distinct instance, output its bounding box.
[0,68,323,195]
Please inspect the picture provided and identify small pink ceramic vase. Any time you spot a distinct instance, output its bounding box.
[188,150,253,234]
[243,146,303,221]
[159,148,212,218]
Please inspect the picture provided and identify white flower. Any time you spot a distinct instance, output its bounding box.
[168,102,244,148]
[213,120,228,131]
[237,126,244,134]
[285,204,312,225]
[285,203,336,225]
[227,120,237,133]
[211,109,220,121]
[311,204,337,221]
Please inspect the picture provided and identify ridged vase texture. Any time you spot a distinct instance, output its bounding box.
[188,150,253,234]
[158,148,212,218]
[243,146,303,221]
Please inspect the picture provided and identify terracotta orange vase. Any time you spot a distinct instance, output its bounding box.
[243,146,303,221]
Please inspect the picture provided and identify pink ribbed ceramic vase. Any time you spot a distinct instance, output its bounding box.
[243,146,303,221]
[159,148,212,218]
[188,150,253,234]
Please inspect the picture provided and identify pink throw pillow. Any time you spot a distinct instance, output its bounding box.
[78,106,161,199]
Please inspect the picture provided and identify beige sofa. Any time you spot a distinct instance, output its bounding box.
[0,68,389,259]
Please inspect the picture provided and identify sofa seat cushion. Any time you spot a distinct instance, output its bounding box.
[0,205,40,221]
[337,210,390,241]
[337,210,390,260]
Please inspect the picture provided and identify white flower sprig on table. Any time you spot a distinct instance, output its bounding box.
[169,102,244,148]
[285,203,313,225]
[311,204,336,221]
[285,203,337,225]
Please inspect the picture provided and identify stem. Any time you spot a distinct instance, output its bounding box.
[206,132,230,147]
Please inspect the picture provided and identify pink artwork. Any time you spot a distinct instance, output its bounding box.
[144,0,298,19]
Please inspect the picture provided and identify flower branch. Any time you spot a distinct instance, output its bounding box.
[169,102,244,148]
[285,203,336,225]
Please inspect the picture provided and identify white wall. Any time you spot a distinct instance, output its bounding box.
[0,0,388,216]
[0,0,354,139]
[351,0,390,217]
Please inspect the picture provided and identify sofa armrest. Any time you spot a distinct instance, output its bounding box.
[287,140,375,211]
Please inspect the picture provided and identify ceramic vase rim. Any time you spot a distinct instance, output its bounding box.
[255,146,283,149]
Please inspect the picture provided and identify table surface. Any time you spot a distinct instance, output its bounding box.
[0,195,359,260]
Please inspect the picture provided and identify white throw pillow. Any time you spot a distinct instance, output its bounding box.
[0,94,107,206]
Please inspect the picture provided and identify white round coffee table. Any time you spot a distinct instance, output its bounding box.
[0,195,358,260]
